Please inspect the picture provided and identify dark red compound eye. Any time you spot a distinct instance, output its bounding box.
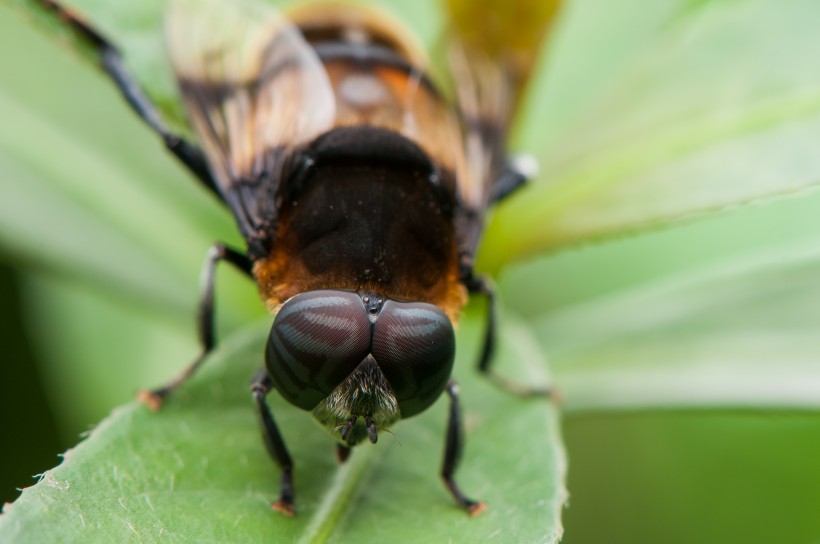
[266,290,371,410]
[371,301,455,418]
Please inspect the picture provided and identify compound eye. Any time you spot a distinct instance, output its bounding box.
[266,290,371,410]
[371,301,455,418]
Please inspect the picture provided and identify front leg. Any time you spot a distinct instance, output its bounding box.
[251,369,296,516]
[138,243,252,409]
[441,380,485,516]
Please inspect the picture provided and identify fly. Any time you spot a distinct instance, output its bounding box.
[37,0,557,516]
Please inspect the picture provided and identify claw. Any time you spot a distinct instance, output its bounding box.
[467,502,487,517]
[339,416,356,442]
[365,416,378,444]
[272,500,295,517]
[136,389,164,411]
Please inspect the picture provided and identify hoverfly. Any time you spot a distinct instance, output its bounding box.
[40,0,556,516]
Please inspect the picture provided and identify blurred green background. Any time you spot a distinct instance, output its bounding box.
[2,0,820,542]
[0,262,62,504]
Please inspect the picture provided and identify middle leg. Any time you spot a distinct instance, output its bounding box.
[138,243,251,409]
[465,275,551,398]
[441,379,485,516]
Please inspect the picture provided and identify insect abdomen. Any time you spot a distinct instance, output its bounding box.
[287,3,466,186]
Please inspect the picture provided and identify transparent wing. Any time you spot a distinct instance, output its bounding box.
[165,0,335,243]
[444,0,561,211]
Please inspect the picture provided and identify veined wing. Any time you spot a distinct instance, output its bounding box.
[444,0,562,211]
[165,0,336,250]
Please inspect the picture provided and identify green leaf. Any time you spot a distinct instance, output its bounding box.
[0,102,194,314]
[17,274,198,436]
[498,185,820,316]
[17,269,262,436]
[538,239,820,412]
[0,314,565,543]
[481,0,820,270]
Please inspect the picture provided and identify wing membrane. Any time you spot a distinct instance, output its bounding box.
[165,0,335,245]
[445,0,561,211]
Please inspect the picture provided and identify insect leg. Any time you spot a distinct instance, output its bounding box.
[488,168,526,203]
[100,49,217,194]
[441,380,485,516]
[335,444,352,463]
[138,243,252,410]
[38,0,219,197]
[251,369,296,516]
[488,155,538,203]
[466,275,551,398]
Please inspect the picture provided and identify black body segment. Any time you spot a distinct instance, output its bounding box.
[273,145,458,296]
[306,126,439,174]
[311,41,438,94]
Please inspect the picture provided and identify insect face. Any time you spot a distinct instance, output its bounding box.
[266,289,455,445]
